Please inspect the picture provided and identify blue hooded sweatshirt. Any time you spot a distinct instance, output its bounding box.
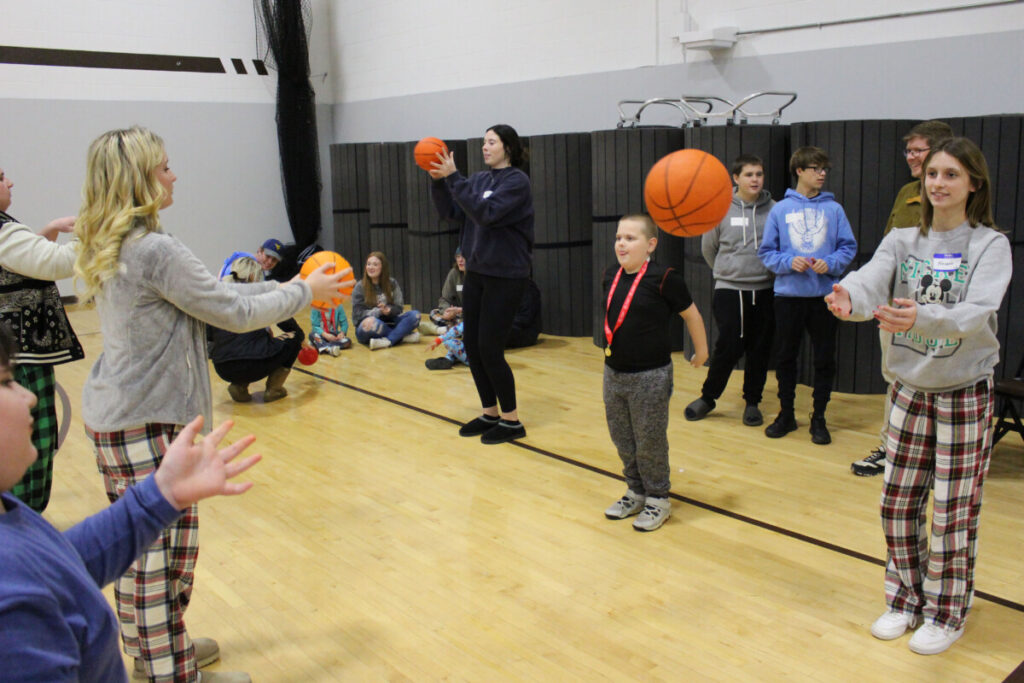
[757,188,857,297]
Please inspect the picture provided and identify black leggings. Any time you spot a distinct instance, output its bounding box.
[213,335,302,385]
[462,271,527,414]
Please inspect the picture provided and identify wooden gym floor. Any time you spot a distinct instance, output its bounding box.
[45,307,1024,682]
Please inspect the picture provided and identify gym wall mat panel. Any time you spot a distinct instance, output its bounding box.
[530,132,593,336]
[590,128,688,346]
[406,232,461,314]
[367,142,410,285]
[330,143,372,280]
[404,139,467,312]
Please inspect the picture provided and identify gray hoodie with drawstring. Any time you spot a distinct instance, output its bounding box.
[701,189,775,290]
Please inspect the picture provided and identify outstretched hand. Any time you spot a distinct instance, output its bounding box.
[39,216,76,242]
[824,284,851,319]
[153,416,261,510]
[874,297,917,333]
[428,150,457,179]
[304,263,357,302]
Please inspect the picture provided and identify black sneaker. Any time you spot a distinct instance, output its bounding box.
[742,404,763,426]
[684,397,715,421]
[459,415,499,437]
[852,446,886,476]
[809,414,831,445]
[764,412,797,438]
[425,357,454,370]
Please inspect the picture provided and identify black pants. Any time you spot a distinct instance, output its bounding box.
[213,335,302,385]
[773,296,837,415]
[701,288,774,404]
[462,271,527,413]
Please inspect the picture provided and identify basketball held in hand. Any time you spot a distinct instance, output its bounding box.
[414,137,449,171]
[299,251,353,310]
[644,149,732,237]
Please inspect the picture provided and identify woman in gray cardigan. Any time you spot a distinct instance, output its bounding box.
[73,126,351,683]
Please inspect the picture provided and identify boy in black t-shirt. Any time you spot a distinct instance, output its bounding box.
[602,215,708,532]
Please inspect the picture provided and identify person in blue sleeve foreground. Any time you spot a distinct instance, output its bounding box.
[0,324,261,682]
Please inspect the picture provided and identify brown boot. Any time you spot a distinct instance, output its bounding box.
[227,384,251,403]
[263,367,290,402]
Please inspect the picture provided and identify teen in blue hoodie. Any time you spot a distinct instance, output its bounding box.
[757,146,857,444]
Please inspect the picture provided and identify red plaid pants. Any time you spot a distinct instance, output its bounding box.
[89,424,200,683]
[881,379,993,629]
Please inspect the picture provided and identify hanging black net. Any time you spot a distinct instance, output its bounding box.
[254,0,322,269]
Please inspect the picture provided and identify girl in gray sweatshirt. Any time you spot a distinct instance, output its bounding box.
[825,138,1011,656]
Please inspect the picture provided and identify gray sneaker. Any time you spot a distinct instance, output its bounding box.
[852,446,886,476]
[604,490,645,520]
[632,497,671,532]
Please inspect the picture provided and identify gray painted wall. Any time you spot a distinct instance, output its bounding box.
[2,99,335,293]
[332,29,1024,143]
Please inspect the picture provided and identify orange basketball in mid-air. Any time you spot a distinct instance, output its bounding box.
[414,137,449,171]
[299,251,353,310]
[644,149,732,237]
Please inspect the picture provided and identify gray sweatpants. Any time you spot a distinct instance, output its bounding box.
[603,362,674,498]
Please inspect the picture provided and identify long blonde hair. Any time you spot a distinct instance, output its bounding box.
[74,126,168,301]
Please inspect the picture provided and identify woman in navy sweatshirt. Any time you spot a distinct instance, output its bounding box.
[429,125,534,445]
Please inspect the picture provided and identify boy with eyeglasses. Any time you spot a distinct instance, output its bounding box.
[850,120,954,476]
[757,146,857,444]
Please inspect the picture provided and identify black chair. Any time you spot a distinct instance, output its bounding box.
[993,353,1024,445]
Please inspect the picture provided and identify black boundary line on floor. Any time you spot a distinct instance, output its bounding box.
[295,366,1024,618]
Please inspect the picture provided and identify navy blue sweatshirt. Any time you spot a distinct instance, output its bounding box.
[431,167,534,278]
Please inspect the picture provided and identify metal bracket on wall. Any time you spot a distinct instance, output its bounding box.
[617,91,797,128]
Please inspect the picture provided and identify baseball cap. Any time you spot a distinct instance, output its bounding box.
[261,238,284,260]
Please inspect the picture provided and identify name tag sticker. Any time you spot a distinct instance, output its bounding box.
[730,217,748,227]
[932,253,962,272]
[456,284,463,292]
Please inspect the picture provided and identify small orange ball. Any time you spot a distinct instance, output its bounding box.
[414,137,449,171]
[299,251,353,310]
[644,149,733,237]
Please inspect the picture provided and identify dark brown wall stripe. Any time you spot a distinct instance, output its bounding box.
[0,45,270,75]
[0,45,224,72]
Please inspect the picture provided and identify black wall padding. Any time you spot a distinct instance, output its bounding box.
[329,114,1024,393]
[330,143,371,279]
[590,128,687,347]
[530,133,593,336]
[367,142,409,287]
[404,139,467,313]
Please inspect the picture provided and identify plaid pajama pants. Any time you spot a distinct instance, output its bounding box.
[89,423,200,683]
[10,364,58,512]
[881,379,993,630]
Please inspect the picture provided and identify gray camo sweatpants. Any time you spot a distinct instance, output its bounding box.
[603,362,674,498]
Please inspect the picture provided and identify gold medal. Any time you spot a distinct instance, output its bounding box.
[605,347,612,357]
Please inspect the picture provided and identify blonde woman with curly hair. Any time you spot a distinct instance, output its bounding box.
[75,126,351,683]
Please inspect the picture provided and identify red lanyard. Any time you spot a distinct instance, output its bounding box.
[604,260,648,356]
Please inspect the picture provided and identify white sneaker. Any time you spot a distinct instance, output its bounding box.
[604,490,645,520]
[908,622,964,655]
[369,338,391,350]
[329,346,342,357]
[403,331,421,343]
[632,497,671,532]
[870,610,918,640]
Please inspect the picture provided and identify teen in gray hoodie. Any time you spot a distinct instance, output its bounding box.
[685,155,775,426]
[826,138,1011,656]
